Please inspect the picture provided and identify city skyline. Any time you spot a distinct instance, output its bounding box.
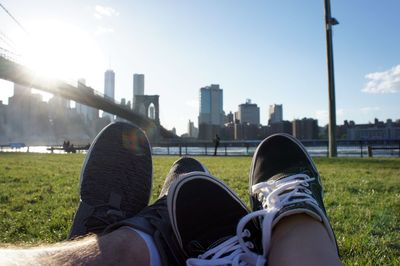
[0,1,399,135]
[0,83,398,144]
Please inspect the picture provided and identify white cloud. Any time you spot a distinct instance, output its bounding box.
[95,26,114,35]
[94,5,119,19]
[315,110,328,125]
[362,65,400,93]
[360,106,380,114]
[315,109,344,126]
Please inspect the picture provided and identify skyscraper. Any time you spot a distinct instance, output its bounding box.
[76,79,99,123]
[198,84,224,139]
[103,70,115,120]
[237,99,260,125]
[269,104,283,124]
[133,74,144,96]
[75,79,86,116]
[104,70,115,100]
[187,119,199,138]
[13,83,31,96]
[133,74,144,110]
[292,118,318,140]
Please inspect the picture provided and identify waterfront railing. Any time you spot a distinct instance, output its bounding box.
[152,139,400,157]
[1,139,399,157]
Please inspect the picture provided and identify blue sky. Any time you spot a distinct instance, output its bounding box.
[0,0,399,135]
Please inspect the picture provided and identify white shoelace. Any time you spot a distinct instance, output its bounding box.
[186,228,264,266]
[186,174,321,266]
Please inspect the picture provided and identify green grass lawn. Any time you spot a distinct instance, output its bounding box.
[0,153,399,264]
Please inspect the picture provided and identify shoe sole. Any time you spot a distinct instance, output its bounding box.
[80,122,153,212]
[70,122,152,238]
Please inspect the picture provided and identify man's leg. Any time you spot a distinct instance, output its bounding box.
[249,133,341,264]
[104,156,210,265]
[1,227,149,266]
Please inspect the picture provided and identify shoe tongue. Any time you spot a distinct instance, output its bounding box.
[185,224,233,256]
[208,235,233,249]
[269,168,313,182]
[186,219,261,257]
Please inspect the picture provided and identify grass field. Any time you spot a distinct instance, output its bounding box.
[0,153,399,264]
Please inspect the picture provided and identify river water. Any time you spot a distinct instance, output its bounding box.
[1,145,399,158]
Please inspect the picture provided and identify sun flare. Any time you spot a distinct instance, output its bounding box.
[14,20,105,82]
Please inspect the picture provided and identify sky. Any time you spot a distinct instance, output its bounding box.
[0,0,399,135]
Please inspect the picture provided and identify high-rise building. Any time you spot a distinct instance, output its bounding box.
[133,74,145,110]
[237,99,260,125]
[226,111,234,123]
[13,83,31,96]
[133,74,144,96]
[187,119,198,138]
[103,71,115,120]
[76,79,99,123]
[75,78,86,116]
[104,70,115,100]
[292,118,318,140]
[198,84,225,139]
[269,104,283,124]
[7,83,50,143]
[198,84,224,126]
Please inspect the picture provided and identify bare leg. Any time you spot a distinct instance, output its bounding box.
[268,214,342,266]
[0,227,149,266]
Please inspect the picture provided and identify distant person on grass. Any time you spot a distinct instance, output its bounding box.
[213,134,220,156]
[0,122,342,266]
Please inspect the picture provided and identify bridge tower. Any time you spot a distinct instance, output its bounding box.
[133,95,160,126]
[132,95,161,141]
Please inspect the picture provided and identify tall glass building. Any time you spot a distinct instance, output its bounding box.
[103,70,115,120]
[198,84,224,126]
[104,70,115,100]
[268,104,283,124]
[198,84,224,139]
[133,74,145,96]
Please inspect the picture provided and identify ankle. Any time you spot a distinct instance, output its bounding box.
[269,214,341,266]
[272,214,321,239]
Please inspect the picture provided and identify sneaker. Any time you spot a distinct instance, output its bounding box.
[159,156,209,198]
[168,172,264,265]
[68,122,152,239]
[104,157,209,265]
[249,133,338,255]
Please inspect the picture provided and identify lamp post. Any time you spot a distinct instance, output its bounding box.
[324,0,338,157]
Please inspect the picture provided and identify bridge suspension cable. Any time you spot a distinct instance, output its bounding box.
[0,30,16,50]
[0,3,29,35]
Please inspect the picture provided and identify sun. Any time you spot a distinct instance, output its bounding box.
[14,20,106,83]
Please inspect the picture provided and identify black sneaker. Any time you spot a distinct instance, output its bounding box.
[104,157,209,265]
[159,156,209,198]
[168,172,263,265]
[249,133,338,255]
[68,122,152,239]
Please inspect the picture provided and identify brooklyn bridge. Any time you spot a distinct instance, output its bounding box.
[0,49,176,141]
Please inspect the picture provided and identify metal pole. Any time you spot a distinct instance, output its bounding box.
[324,0,338,157]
